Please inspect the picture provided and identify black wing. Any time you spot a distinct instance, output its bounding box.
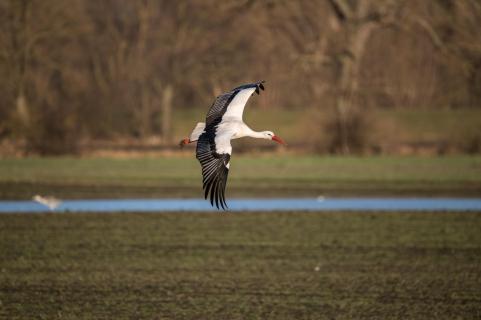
[205,81,265,126]
[196,132,230,210]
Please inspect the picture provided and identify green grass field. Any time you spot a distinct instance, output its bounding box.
[1,211,480,319]
[0,155,480,200]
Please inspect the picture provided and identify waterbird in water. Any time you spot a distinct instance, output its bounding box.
[32,195,61,211]
[180,81,286,210]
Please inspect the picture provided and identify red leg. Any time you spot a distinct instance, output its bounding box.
[179,138,191,148]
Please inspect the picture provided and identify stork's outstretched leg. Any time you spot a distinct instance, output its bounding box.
[179,122,205,148]
[179,138,191,148]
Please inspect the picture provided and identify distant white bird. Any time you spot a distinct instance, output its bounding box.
[33,195,61,211]
[180,81,286,209]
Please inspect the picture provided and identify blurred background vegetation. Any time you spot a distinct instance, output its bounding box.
[1,0,481,156]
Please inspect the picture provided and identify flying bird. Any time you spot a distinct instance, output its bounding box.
[180,81,286,210]
[33,195,62,211]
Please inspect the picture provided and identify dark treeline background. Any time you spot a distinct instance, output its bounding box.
[0,0,480,155]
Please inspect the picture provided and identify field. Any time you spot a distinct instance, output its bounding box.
[1,155,480,318]
[1,155,481,200]
[1,211,480,319]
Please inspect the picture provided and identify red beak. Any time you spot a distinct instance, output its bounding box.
[272,135,286,146]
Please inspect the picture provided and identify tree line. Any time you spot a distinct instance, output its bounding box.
[1,0,480,154]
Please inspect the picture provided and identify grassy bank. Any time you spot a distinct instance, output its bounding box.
[0,155,480,199]
[1,211,480,319]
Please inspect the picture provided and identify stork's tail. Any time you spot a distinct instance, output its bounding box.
[189,122,206,142]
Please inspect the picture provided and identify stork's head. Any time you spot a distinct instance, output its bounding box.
[263,131,286,145]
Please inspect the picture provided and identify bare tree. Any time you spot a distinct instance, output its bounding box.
[324,0,401,153]
[0,0,87,153]
[1,0,32,131]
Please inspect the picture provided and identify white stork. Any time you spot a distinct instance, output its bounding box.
[180,81,286,210]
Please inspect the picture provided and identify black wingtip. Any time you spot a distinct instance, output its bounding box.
[221,200,228,211]
[255,87,260,95]
[259,82,265,91]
